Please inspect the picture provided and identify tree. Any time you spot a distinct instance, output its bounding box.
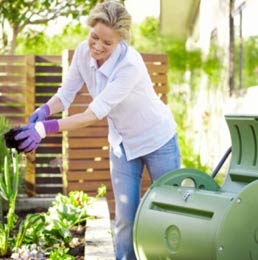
[229,0,235,96]
[0,0,99,54]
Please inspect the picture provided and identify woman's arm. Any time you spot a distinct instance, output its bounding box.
[15,106,98,153]
[46,95,65,115]
[58,107,98,131]
[46,95,98,131]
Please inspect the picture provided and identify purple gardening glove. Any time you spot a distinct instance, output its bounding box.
[29,104,50,123]
[15,119,59,153]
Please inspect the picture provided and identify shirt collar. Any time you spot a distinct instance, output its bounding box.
[90,56,98,69]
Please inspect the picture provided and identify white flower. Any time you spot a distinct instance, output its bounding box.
[10,252,20,259]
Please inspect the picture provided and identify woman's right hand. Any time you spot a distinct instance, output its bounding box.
[29,104,50,123]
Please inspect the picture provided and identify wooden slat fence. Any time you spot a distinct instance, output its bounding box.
[63,50,168,218]
[34,56,63,195]
[0,55,35,196]
[0,55,28,125]
[0,55,63,196]
[0,52,168,218]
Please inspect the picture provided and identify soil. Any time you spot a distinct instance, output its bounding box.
[1,207,85,260]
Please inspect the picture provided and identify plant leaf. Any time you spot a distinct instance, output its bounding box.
[11,152,19,200]
[3,157,11,199]
[0,176,8,201]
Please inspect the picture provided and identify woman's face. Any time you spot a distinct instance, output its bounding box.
[88,22,120,66]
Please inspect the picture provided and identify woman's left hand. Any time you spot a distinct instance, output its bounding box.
[15,123,42,152]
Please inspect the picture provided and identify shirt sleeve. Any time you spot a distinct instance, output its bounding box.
[55,45,85,110]
[89,62,142,120]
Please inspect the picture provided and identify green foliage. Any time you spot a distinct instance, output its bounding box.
[10,186,106,258]
[0,117,25,196]
[46,192,90,229]
[49,247,75,260]
[15,214,45,249]
[0,151,106,258]
[179,134,210,172]
[132,17,226,171]
[0,117,25,226]
[0,152,19,256]
[0,117,11,173]
[16,23,90,55]
[46,185,106,229]
[133,17,223,80]
[16,15,258,174]
[138,16,159,37]
[234,36,258,88]
[0,0,98,53]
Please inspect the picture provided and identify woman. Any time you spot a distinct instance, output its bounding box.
[15,1,181,259]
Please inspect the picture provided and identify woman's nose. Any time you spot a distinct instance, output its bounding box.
[94,41,102,50]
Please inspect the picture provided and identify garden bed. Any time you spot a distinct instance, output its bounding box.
[2,197,85,259]
[11,207,84,259]
[2,197,115,259]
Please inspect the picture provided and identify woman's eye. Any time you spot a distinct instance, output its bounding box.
[104,42,112,46]
[91,34,98,40]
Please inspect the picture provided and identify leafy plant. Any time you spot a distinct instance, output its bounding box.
[15,213,46,249]
[46,184,107,229]
[42,221,72,248]
[0,116,11,174]
[11,185,106,258]
[49,247,75,260]
[0,151,19,256]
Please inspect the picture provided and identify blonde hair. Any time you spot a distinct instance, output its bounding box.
[87,1,132,42]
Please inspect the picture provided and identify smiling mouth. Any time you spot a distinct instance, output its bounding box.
[93,49,104,55]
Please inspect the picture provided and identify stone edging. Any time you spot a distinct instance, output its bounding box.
[85,197,115,259]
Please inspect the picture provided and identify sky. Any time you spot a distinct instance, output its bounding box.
[240,0,258,38]
[125,0,160,23]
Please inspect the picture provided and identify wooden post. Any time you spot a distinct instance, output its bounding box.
[61,50,71,195]
[24,54,36,196]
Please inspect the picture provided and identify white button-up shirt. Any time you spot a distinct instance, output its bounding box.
[56,40,177,160]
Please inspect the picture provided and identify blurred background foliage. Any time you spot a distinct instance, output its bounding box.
[14,16,258,177]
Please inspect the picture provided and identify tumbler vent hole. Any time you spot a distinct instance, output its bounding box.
[181,178,195,188]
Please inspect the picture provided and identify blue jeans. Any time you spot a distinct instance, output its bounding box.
[110,134,181,260]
